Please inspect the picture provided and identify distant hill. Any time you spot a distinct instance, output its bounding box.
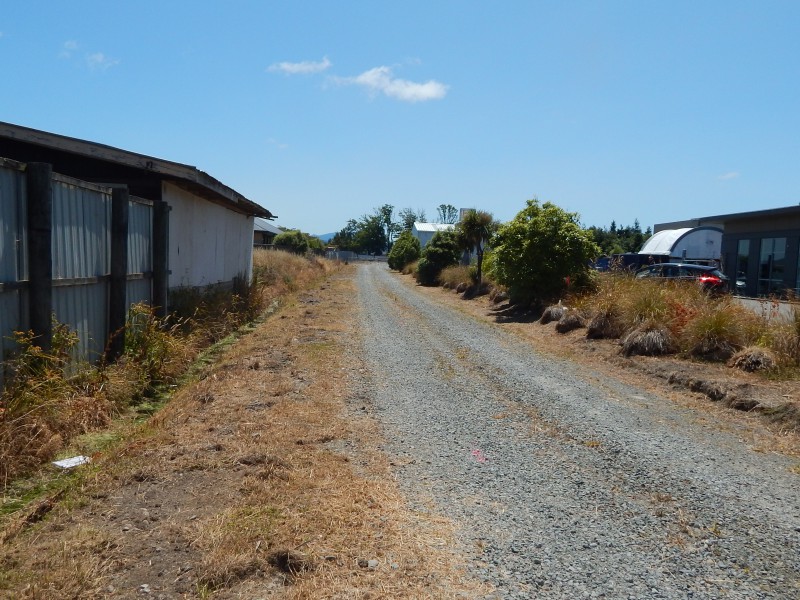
[315,232,336,243]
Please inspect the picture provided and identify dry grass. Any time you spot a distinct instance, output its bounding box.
[729,347,779,372]
[575,275,800,374]
[0,251,335,489]
[438,264,471,289]
[621,322,676,357]
[401,260,418,276]
[0,264,486,599]
[678,298,758,360]
[540,304,567,324]
[555,311,587,334]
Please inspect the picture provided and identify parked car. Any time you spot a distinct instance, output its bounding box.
[634,263,730,292]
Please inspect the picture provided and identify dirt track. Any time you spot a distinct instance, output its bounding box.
[356,263,799,599]
[1,263,798,599]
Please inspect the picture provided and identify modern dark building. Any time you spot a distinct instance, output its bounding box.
[653,205,800,297]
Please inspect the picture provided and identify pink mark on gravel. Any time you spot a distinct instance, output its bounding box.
[470,449,488,463]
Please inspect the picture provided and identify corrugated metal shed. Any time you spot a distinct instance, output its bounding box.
[0,159,26,388]
[51,174,112,360]
[413,222,456,233]
[127,198,152,306]
[639,228,693,255]
[639,227,723,261]
[254,217,282,235]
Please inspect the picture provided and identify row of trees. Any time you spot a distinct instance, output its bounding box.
[388,208,499,286]
[330,204,461,255]
[277,200,650,311]
[390,200,605,309]
[586,220,651,256]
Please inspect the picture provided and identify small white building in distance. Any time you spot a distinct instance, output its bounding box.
[412,222,456,247]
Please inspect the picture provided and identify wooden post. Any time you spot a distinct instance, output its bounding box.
[107,186,129,360]
[26,163,53,352]
[152,199,169,317]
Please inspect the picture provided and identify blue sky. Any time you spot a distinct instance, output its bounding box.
[2,1,799,235]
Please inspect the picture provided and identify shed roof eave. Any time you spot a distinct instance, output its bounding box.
[0,120,274,219]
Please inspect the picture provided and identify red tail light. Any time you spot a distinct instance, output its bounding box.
[699,275,721,285]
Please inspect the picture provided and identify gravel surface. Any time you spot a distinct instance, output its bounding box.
[354,263,800,600]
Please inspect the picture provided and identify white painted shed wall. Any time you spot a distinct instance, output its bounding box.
[163,182,254,288]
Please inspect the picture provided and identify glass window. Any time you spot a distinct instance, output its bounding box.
[758,237,787,295]
[796,244,800,295]
[736,240,749,280]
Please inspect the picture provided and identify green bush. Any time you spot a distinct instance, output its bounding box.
[273,230,310,254]
[415,231,461,286]
[492,200,599,308]
[481,248,498,281]
[387,230,421,271]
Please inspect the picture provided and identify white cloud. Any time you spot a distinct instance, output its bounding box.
[268,56,331,75]
[86,52,119,71]
[267,137,288,150]
[336,66,448,102]
[60,40,78,59]
[717,171,740,180]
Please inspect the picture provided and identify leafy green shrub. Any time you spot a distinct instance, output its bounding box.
[415,231,461,286]
[492,200,599,308]
[481,248,498,280]
[273,230,310,254]
[387,230,421,271]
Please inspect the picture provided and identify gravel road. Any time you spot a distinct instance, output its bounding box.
[354,263,799,600]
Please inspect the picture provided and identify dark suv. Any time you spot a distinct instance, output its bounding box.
[634,263,729,292]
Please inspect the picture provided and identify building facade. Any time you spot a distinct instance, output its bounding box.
[653,205,800,297]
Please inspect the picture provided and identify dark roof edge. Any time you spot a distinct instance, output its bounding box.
[694,204,800,224]
[0,121,273,219]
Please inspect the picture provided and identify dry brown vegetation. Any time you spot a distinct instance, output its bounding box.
[570,275,800,371]
[439,265,800,374]
[0,257,484,598]
[3,255,799,597]
[438,265,472,290]
[0,251,332,484]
